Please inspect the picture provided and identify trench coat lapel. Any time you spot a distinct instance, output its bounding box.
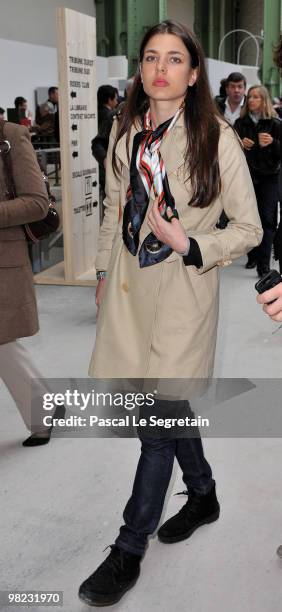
[115,120,139,170]
[115,112,187,176]
[159,118,186,175]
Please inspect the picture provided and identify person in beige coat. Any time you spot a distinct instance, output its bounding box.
[0,120,56,446]
[79,21,263,607]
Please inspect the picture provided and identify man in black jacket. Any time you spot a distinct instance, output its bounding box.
[97,85,118,127]
[215,72,246,126]
[215,72,247,230]
[91,85,119,194]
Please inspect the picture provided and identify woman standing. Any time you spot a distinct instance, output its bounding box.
[79,21,262,607]
[234,85,281,276]
[0,120,60,446]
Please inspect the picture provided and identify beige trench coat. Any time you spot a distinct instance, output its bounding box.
[89,114,262,379]
[0,122,49,345]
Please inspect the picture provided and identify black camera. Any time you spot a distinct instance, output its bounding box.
[255,269,282,304]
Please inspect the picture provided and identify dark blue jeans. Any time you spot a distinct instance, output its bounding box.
[115,431,214,556]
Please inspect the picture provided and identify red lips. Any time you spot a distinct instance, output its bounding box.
[153,79,169,86]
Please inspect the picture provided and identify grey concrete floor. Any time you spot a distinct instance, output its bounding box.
[1,257,282,612]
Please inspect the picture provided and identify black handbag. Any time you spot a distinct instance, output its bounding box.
[0,120,60,243]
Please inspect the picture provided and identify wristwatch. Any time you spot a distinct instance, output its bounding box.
[96,270,107,281]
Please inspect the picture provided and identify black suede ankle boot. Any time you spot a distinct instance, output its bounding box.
[22,405,66,447]
[78,545,141,606]
[158,484,220,544]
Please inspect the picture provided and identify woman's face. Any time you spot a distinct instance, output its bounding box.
[248,89,263,114]
[140,33,197,104]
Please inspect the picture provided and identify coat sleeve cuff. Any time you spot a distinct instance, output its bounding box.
[182,238,203,268]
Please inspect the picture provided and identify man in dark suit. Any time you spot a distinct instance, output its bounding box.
[91,85,119,207]
[215,72,246,126]
[97,85,119,127]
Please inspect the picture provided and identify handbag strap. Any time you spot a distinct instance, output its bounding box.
[0,120,16,199]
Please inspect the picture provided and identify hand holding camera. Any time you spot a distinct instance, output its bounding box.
[256,270,282,321]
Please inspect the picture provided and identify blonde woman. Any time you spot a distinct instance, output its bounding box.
[234,85,281,276]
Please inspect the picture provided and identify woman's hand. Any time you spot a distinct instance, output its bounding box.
[258,132,273,147]
[147,198,189,254]
[95,278,106,312]
[242,137,255,150]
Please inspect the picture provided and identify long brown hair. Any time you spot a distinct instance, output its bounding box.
[113,20,223,208]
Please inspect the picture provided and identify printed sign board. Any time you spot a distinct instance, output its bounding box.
[38,7,100,286]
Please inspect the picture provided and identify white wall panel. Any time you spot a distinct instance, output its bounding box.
[0,38,58,116]
[0,0,95,47]
[206,58,261,97]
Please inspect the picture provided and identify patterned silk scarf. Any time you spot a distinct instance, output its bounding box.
[122,104,183,268]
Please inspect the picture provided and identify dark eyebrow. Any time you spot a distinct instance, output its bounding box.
[144,49,185,56]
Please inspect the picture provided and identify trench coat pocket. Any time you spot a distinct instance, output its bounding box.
[184,263,219,315]
[0,239,29,267]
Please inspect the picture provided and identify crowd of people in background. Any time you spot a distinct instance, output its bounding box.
[0,86,60,143]
[234,84,281,277]
[213,71,282,277]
